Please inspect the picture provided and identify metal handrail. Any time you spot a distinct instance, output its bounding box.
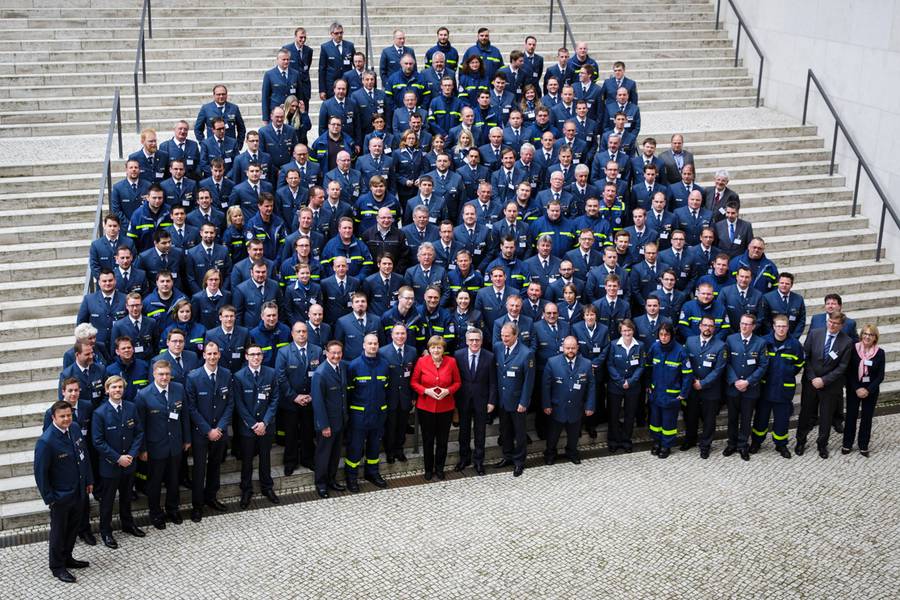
[802,69,900,263]
[360,0,373,69]
[84,89,124,295]
[132,0,153,133]
[548,0,576,50]
[715,0,764,108]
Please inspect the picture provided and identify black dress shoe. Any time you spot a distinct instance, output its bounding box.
[818,447,829,459]
[740,449,750,461]
[570,456,582,465]
[424,471,433,481]
[346,480,360,493]
[263,489,280,504]
[513,466,524,477]
[650,445,660,456]
[396,453,408,463]
[328,481,346,492]
[53,569,76,583]
[700,448,710,459]
[860,449,870,458]
[749,442,761,455]
[101,534,118,549]
[364,474,388,488]
[840,447,851,455]
[122,526,146,538]
[65,558,89,569]
[435,471,446,481]
[240,491,252,508]
[493,459,513,468]
[300,460,315,471]
[190,509,202,523]
[544,454,556,466]
[205,499,228,513]
[167,511,183,525]
[78,531,97,546]
[151,518,166,530]
[386,456,396,464]
[607,446,618,454]
[406,424,415,434]
[474,464,486,476]
[658,448,671,459]
[679,441,695,452]
[180,478,193,489]
[316,488,329,499]
[587,427,598,439]
[832,422,844,434]
[777,446,791,459]
[795,443,806,456]
[722,446,736,457]
[284,465,296,476]
[454,460,470,472]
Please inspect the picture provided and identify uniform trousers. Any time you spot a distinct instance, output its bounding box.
[344,426,382,480]
[843,393,878,451]
[683,392,719,449]
[751,400,792,448]
[239,433,274,493]
[191,436,227,507]
[726,393,755,450]
[147,453,181,519]
[49,490,84,572]
[384,406,411,458]
[456,398,488,466]
[99,472,135,534]
[649,404,679,448]
[546,418,582,459]
[315,429,343,488]
[498,408,527,467]
[279,406,315,469]
[607,390,640,450]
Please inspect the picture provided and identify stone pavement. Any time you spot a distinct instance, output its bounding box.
[1,415,898,599]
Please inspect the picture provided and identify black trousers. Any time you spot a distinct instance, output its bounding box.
[457,399,488,466]
[99,471,135,535]
[280,406,315,469]
[191,436,227,508]
[797,382,839,449]
[147,453,181,519]
[384,406,411,458]
[726,393,755,450]
[498,408,527,467]
[418,409,452,473]
[546,418,582,459]
[607,391,640,450]
[48,492,83,571]
[844,393,878,450]
[684,392,719,449]
[530,371,548,438]
[239,434,274,493]
[314,429,343,488]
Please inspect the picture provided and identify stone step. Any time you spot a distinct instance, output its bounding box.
[0,315,73,344]
[0,335,72,363]
[806,287,900,315]
[0,380,58,409]
[0,221,91,244]
[741,200,851,221]
[695,160,834,181]
[659,136,824,156]
[0,256,86,283]
[0,295,80,321]
[764,228,876,252]
[695,148,832,169]
[0,239,88,262]
[794,273,900,299]
[0,204,95,228]
[739,187,852,208]
[0,188,100,209]
[727,174,845,194]
[766,244,882,268]
[0,171,99,194]
[787,259,896,284]
[0,357,60,387]
[0,276,83,303]
[644,124,818,144]
[753,214,868,239]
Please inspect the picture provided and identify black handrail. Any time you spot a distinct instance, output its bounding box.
[715,0,764,108]
[84,89,124,296]
[548,0,576,50]
[133,0,153,133]
[360,0,373,70]
[802,69,899,263]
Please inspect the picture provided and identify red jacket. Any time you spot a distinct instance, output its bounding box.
[410,355,462,413]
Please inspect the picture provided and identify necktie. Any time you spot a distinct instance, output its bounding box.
[692,210,698,220]
[338,280,345,295]
[743,338,749,348]
[132,182,138,192]
[650,264,655,275]
[423,270,430,281]
[470,353,477,372]
[383,278,389,289]
[468,228,475,242]
[551,325,557,335]
[649,319,656,329]
[219,104,226,115]
[314,327,320,340]
[783,295,789,304]
[178,142,184,153]
[161,388,168,404]
[215,181,221,195]
[357,317,364,328]
[674,252,680,263]
[704,249,710,263]
[175,181,183,195]
[338,100,344,111]
[715,191,721,205]
[251,154,257,162]
[647,185,652,195]
[176,356,183,370]
[553,192,559,203]
[700,339,707,351]
[253,370,259,383]
[569,360,575,372]
[210,371,216,386]
[116,404,122,416]
[281,70,287,81]
[609,301,615,312]
[824,334,834,359]
[667,293,672,304]
[496,291,502,303]
[542,259,548,270]
[161,253,169,268]
[504,346,510,360]
[225,332,232,346]
[253,184,259,196]
[729,222,735,242]
[218,139,224,153]
[369,90,374,101]
[133,320,140,334]
[259,285,265,297]
[740,290,746,301]
[299,347,306,364]
[207,247,213,259]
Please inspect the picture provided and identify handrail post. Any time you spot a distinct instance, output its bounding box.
[116,94,123,159]
[876,205,886,262]
[755,57,763,108]
[851,163,861,217]
[549,0,554,33]
[147,0,152,39]
[360,0,363,35]
[802,69,811,125]
[829,122,838,176]
[134,70,141,133]
[734,25,741,68]
[715,0,721,30]
[141,31,147,84]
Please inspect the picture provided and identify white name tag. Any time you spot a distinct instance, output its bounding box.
[168,411,179,420]
[81,428,88,437]
[403,370,411,378]
[592,346,602,353]
[702,360,712,367]
[630,359,639,366]
[572,383,582,390]
[747,358,756,365]
[828,350,838,360]
[182,200,190,206]
[789,315,796,321]
[719,207,726,214]
[92,391,100,398]
[617,289,623,295]
[506,370,516,378]
[733,237,742,244]
[308,371,315,378]
[134,345,144,353]
[257,393,267,400]
[862,376,870,383]
[232,352,241,359]
[864,360,873,366]
[660,232,669,239]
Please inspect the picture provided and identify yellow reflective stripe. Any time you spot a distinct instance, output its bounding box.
[190,337,204,344]
[355,376,372,381]
[648,424,662,432]
[661,427,677,436]
[763,271,777,279]
[366,457,380,464]
[664,360,680,366]
[681,369,693,374]
[783,382,796,388]
[135,224,155,230]
[379,405,387,411]
[652,358,661,364]
[751,427,768,436]
[665,388,681,394]
[772,431,789,441]
[344,458,360,467]
[486,57,501,63]
[275,342,289,348]
[376,375,387,381]
[260,345,272,351]
[146,309,165,317]
[349,405,365,411]
[132,379,149,385]
[781,353,798,360]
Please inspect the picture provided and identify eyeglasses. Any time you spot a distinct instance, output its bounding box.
[246,352,263,357]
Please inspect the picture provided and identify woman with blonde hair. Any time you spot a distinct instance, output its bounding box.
[282,95,311,143]
[222,205,247,263]
[410,336,461,481]
[842,323,885,457]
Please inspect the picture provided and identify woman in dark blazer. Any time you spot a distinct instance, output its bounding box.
[843,323,885,457]
[410,336,461,480]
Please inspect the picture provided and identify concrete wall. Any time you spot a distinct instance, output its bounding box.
[724,0,900,266]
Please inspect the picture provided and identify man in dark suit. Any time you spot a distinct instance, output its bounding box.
[797,312,853,458]
[310,340,349,498]
[282,27,314,104]
[275,322,321,476]
[379,324,417,463]
[493,321,535,477]
[713,201,753,258]
[454,328,498,475]
[658,133,695,185]
[703,169,740,221]
[34,400,94,583]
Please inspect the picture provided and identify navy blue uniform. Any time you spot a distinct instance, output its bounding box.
[344,354,389,482]
[542,354,595,461]
[310,359,348,488]
[276,342,322,472]
[91,400,143,535]
[752,335,804,449]
[724,333,769,451]
[606,339,645,450]
[185,366,234,508]
[493,341,535,469]
[232,366,279,494]
[647,341,693,449]
[684,335,727,451]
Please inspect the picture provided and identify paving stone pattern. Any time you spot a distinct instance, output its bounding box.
[1,413,897,599]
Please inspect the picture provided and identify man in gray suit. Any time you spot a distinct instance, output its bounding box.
[796,312,852,459]
[658,133,695,185]
[703,169,740,221]
[714,201,754,258]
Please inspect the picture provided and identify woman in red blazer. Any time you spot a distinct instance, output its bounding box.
[410,335,462,481]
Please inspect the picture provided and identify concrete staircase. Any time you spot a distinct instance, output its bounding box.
[0,0,897,532]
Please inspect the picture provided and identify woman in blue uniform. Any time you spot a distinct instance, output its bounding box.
[646,321,692,458]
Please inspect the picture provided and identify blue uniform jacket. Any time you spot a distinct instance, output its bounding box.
[606,339,645,395]
[493,341,535,410]
[761,334,805,404]
[532,320,570,369]
[261,66,301,120]
[104,358,150,403]
[111,178,150,225]
[318,40,356,97]
[542,354,596,423]
[111,315,157,362]
[684,335,727,402]
[311,360,349,432]
[204,326,251,373]
[275,343,322,411]
[195,101,246,148]
[91,400,143,477]
[232,365,279,436]
[150,350,200,386]
[334,312,382,357]
[647,341,693,408]
[759,290,806,339]
[717,285,764,335]
[347,354,390,430]
[724,333,770,399]
[199,136,239,177]
[33,424,93,505]
[379,343,418,411]
[185,366,234,437]
[58,362,106,406]
[135,382,190,458]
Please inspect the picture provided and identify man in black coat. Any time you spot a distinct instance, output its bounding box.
[453,328,498,475]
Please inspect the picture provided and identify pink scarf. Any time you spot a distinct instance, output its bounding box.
[856,342,879,381]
